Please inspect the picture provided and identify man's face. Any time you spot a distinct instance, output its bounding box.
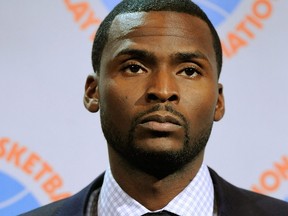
[90,11,224,177]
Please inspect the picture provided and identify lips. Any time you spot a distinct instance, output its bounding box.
[138,113,182,132]
[140,114,181,125]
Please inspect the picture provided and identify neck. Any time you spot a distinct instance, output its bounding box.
[108,147,204,211]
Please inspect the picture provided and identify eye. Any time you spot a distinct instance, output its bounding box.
[178,67,200,78]
[122,64,146,74]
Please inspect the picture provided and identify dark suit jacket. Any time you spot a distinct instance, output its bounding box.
[21,168,288,216]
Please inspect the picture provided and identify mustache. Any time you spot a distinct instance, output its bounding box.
[131,104,188,128]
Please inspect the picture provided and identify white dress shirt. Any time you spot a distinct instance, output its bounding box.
[95,164,215,216]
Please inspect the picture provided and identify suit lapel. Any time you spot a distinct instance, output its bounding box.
[209,168,267,216]
[56,173,105,216]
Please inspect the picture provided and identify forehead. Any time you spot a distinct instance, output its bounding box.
[103,11,216,70]
[108,11,212,42]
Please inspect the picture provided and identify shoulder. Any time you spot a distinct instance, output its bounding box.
[209,168,288,216]
[19,199,66,216]
[20,173,104,216]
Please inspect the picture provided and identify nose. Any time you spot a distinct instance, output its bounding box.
[146,71,179,103]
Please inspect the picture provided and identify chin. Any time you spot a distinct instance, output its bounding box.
[134,137,185,153]
[130,149,193,179]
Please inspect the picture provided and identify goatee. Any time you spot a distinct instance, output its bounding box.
[101,104,213,179]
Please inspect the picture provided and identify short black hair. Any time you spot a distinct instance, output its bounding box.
[91,0,222,76]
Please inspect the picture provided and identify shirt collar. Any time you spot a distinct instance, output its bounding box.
[97,164,214,216]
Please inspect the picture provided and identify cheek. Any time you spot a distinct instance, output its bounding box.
[181,88,217,128]
[99,80,136,124]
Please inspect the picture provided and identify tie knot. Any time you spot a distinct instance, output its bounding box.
[142,210,179,216]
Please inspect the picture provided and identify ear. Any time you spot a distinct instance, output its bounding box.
[83,73,99,113]
[214,83,225,121]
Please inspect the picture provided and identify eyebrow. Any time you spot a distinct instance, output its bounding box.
[115,48,156,65]
[114,48,209,65]
[171,51,209,63]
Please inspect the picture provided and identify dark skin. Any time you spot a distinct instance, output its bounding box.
[84,11,225,211]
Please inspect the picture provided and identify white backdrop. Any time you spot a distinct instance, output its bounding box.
[1,0,287,215]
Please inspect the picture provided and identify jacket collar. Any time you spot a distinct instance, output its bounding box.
[57,168,269,216]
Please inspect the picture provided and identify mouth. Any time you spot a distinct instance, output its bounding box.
[138,113,182,132]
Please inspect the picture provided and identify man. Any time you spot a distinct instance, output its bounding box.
[22,0,288,215]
